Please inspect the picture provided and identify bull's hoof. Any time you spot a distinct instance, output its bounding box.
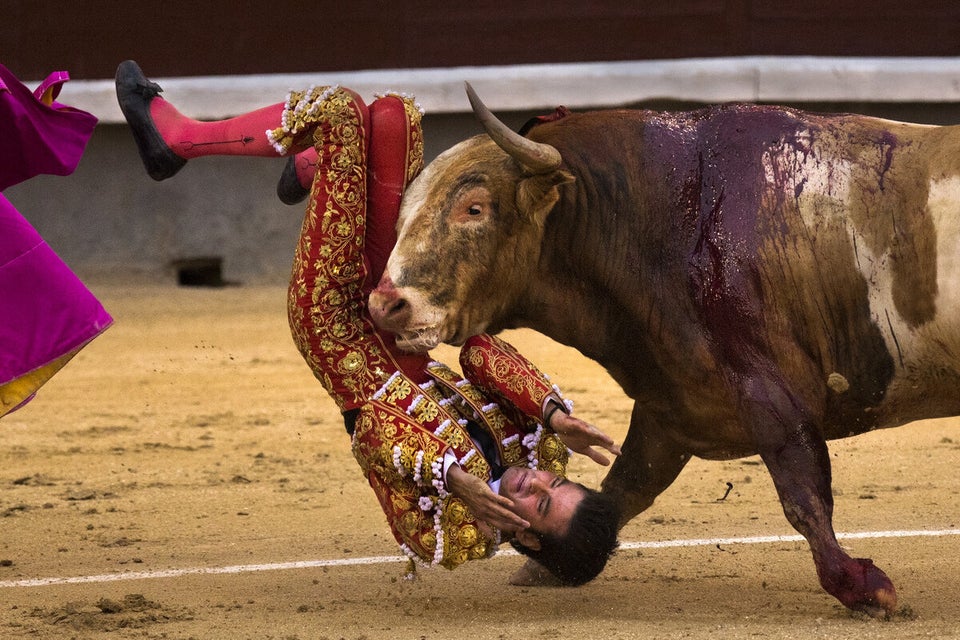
[828,557,897,618]
[508,558,562,587]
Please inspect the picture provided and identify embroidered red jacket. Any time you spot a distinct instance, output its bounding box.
[353,337,569,568]
[279,87,569,569]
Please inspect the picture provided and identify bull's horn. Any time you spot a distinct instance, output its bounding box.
[464,82,562,174]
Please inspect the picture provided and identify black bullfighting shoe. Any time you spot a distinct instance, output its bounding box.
[115,60,186,181]
[276,155,310,205]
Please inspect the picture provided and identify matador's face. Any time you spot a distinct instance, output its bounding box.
[499,466,585,542]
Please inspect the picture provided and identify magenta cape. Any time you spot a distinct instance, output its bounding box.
[1,64,112,415]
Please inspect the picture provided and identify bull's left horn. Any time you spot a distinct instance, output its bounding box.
[465,82,562,174]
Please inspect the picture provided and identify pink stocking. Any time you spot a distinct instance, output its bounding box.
[289,147,319,189]
[149,98,302,159]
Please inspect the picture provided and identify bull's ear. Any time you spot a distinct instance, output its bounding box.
[516,170,574,227]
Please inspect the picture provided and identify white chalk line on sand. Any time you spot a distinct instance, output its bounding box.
[2,528,957,589]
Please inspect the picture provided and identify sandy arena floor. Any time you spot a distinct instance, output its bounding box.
[1,283,958,639]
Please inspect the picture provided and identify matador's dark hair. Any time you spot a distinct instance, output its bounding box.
[511,486,620,586]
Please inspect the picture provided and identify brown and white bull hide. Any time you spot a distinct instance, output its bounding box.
[369,85,960,616]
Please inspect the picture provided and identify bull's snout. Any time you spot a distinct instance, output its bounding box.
[368,276,411,332]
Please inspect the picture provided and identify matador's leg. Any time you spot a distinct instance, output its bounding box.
[277,148,318,205]
[115,60,312,180]
[286,89,430,415]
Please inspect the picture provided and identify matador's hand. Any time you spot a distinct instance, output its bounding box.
[548,406,622,466]
[446,464,529,539]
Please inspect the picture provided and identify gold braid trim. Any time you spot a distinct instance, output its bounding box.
[374,91,425,182]
[399,95,425,182]
[268,85,340,154]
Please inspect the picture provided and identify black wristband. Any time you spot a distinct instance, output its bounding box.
[544,399,566,426]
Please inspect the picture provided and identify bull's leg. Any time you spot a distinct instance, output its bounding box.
[740,374,897,617]
[601,402,691,526]
[510,402,689,587]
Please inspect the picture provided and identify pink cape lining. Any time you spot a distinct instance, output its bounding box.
[0,63,112,413]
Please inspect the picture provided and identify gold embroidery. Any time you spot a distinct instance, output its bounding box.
[538,433,569,476]
[483,405,508,432]
[268,86,343,154]
[539,433,565,460]
[400,509,422,536]
[340,350,364,372]
[412,398,440,423]
[462,341,554,415]
[457,524,479,548]
[401,97,424,182]
[461,451,489,478]
[446,500,468,525]
[286,89,432,412]
[384,374,414,403]
[501,438,523,466]
[287,88,377,410]
[421,529,437,551]
[380,93,424,183]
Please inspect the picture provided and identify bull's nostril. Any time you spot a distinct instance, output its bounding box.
[387,298,408,318]
[369,289,411,329]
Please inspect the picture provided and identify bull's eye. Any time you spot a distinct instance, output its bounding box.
[452,185,493,223]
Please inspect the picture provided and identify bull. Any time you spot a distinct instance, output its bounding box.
[368,83,960,616]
